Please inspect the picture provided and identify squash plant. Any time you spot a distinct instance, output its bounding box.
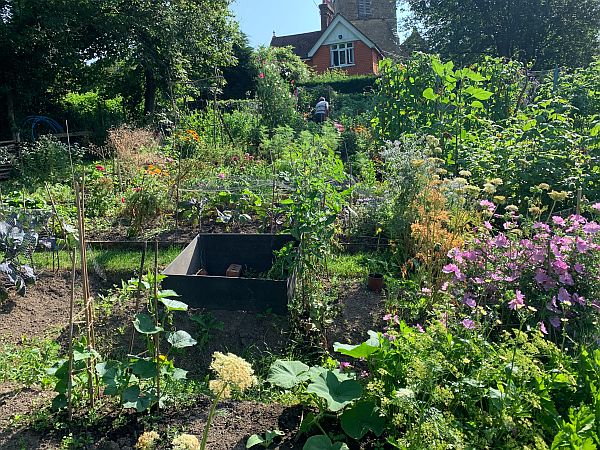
[97,274,196,412]
[267,356,384,449]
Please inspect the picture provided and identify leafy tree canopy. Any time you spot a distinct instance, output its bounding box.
[402,0,600,69]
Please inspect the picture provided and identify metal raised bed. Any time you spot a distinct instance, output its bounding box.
[162,234,295,314]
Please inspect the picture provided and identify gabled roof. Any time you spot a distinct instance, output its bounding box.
[270,31,324,60]
[307,14,383,58]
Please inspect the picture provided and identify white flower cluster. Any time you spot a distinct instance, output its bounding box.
[208,352,257,399]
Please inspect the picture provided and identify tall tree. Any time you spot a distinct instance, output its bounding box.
[97,0,238,118]
[402,0,600,68]
[0,0,100,139]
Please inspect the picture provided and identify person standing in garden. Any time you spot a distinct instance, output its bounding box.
[314,97,329,123]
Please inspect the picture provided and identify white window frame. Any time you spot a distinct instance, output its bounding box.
[358,0,372,18]
[330,42,355,68]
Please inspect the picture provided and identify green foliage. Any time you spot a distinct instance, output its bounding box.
[19,135,82,185]
[0,338,60,387]
[254,47,303,129]
[60,92,125,138]
[405,0,600,68]
[246,430,285,449]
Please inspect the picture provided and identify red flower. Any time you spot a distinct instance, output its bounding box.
[133,187,141,192]
[259,73,265,79]
[121,197,126,203]
[96,165,105,172]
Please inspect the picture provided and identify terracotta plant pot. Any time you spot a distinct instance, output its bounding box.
[367,273,384,292]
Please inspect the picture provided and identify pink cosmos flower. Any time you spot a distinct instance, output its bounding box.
[591,202,600,211]
[552,216,566,227]
[539,322,548,335]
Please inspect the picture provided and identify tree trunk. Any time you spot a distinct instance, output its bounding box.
[143,66,157,118]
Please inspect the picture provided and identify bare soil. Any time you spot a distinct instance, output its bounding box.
[0,270,384,449]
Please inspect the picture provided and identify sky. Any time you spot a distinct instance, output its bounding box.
[230,0,408,48]
[230,0,321,48]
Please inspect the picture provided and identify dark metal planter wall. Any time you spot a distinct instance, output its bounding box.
[162,234,295,314]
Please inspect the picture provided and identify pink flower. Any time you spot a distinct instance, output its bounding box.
[95,164,105,172]
[383,332,396,341]
[552,216,566,227]
[339,362,352,371]
[484,221,493,230]
[463,294,476,308]
[508,290,525,310]
[360,370,370,378]
[591,202,600,211]
[218,172,225,179]
[557,287,571,304]
[415,324,425,333]
[583,222,600,234]
[462,318,476,330]
[572,294,586,306]
[533,222,551,233]
[539,322,548,335]
[259,72,265,79]
[479,200,496,212]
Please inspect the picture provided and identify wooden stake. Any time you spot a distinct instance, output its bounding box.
[74,181,95,407]
[128,241,148,354]
[153,240,160,410]
[67,249,77,421]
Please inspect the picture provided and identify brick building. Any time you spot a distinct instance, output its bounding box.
[270,0,401,75]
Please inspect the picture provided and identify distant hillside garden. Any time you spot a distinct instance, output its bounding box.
[0,1,599,449]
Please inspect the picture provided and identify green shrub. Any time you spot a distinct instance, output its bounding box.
[19,135,83,184]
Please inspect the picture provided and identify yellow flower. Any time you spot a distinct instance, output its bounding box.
[493,196,506,204]
[135,431,160,450]
[548,190,569,202]
[528,206,542,216]
[453,177,467,185]
[172,434,200,450]
[436,168,448,176]
[505,205,519,212]
[459,170,472,177]
[411,159,425,167]
[537,183,551,191]
[490,178,503,186]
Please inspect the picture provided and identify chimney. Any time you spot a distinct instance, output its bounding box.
[319,0,334,31]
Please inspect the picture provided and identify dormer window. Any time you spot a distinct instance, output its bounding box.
[358,0,372,18]
[330,42,355,67]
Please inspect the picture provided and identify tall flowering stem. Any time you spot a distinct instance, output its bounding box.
[200,352,257,450]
